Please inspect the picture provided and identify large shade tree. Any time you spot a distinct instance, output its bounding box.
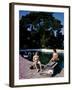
[19,12,64,49]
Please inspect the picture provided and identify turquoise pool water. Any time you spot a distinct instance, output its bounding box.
[20,50,64,67]
[39,52,64,67]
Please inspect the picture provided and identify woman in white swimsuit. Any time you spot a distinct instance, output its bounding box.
[32,52,42,72]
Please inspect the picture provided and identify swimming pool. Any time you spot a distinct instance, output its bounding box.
[20,49,64,68]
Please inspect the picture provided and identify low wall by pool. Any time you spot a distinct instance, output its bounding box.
[20,49,64,53]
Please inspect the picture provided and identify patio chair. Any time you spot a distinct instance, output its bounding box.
[40,61,58,76]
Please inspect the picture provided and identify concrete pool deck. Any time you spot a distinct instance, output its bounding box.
[19,55,64,79]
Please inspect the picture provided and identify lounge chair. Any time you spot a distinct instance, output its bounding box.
[40,61,58,76]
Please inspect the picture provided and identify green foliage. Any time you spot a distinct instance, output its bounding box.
[19,12,64,49]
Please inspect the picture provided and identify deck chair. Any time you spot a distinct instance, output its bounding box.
[40,61,58,76]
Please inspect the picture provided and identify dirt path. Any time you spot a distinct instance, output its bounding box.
[19,55,64,79]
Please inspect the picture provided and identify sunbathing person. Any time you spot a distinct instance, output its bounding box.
[46,49,59,68]
[30,52,42,72]
[39,49,59,76]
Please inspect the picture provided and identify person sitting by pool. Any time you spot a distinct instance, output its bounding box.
[46,49,59,68]
[30,52,42,72]
[39,49,59,76]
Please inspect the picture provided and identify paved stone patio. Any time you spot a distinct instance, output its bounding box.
[19,55,64,79]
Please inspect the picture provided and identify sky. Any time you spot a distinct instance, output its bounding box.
[19,11,64,34]
[19,11,64,25]
[19,11,30,19]
[53,13,64,26]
